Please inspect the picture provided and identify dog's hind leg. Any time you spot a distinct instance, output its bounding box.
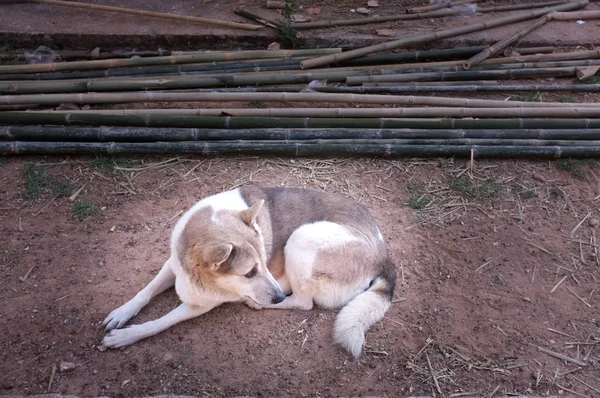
[103,256,176,331]
[103,302,217,348]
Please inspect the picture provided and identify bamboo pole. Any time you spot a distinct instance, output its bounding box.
[346,66,578,85]
[234,8,282,29]
[6,109,600,128]
[3,59,599,94]
[299,1,588,69]
[552,10,600,20]
[577,66,600,81]
[25,0,262,30]
[3,91,600,108]
[3,141,600,158]
[504,46,555,56]
[290,1,569,29]
[5,125,600,141]
[320,84,600,93]
[407,0,482,14]
[463,13,554,70]
[0,49,342,75]
[12,113,599,129]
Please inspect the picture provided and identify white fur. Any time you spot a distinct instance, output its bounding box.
[170,188,249,252]
[333,278,391,358]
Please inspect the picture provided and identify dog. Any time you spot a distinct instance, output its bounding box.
[102,187,396,358]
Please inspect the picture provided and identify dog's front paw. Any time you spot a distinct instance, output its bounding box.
[244,299,263,310]
[102,301,142,331]
[103,326,142,348]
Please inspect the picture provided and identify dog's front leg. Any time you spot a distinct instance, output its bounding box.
[103,302,218,348]
[103,257,176,331]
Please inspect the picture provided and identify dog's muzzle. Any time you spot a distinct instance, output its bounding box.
[271,291,286,304]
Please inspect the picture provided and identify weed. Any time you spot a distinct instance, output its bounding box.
[557,158,588,180]
[517,92,543,102]
[557,94,576,103]
[450,174,502,199]
[407,179,420,194]
[277,25,300,48]
[71,200,99,220]
[580,76,600,84]
[91,155,135,174]
[249,100,267,108]
[409,194,432,210]
[281,0,299,20]
[53,180,75,198]
[550,187,564,199]
[22,164,52,199]
[512,184,537,199]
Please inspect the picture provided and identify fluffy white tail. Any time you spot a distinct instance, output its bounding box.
[332,276,393,358]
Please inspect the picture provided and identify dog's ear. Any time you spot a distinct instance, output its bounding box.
[204,244,233,270]
[239,200,264,225]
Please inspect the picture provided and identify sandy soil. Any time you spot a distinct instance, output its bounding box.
[1,155,599,397]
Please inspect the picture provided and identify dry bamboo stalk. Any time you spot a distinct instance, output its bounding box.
[577,65,600,81]
[27,0,262,30]
[552,10,600,20]
[300,1,588,69]
[13,107,600,118]
[463,13,554,70]
[3,91,600,108]
[266,0,286,9]
[504,46,555,56]
[538,346,587,367]
[0,49,341,75]
[407,0,482,14]
[291,1,569,29]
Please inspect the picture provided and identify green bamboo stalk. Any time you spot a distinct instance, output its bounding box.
[300,1,588,69]
[3,91,599,108]
[4,125,600,141]
[346,66,577,85]
[0,48,342,75]
[463,13,554,70]
[290,1,569,29]
[3,141,600,158]
[27,0,261,30]
[317,84,600,94]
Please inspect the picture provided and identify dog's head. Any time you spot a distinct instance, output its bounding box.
[180,200,285,305]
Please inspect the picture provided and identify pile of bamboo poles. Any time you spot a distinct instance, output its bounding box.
[2,0,600,157]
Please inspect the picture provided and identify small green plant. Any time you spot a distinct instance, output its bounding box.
[22,164,52,199]
[512,184,537,199]
[557,158,588,180]
[71,200,99,220]
[557,94,576,103]
[407,179,419,194]
[517,92,543,102]
[91,156,134,174]
[249,100,267,108]
[450,174,502,199]
[550,187,564,199]
[581,76,600,84]
[0,156,8,165]
[408,194,432,210]
[53,180,75,198]
[281,0,299,20]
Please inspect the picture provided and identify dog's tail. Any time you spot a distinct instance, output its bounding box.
[333,258,397,358]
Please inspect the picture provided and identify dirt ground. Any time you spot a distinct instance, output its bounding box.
[2,0,600,50]
[1,154,599,397]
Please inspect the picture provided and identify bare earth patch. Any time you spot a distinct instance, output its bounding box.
[1,155,599,397]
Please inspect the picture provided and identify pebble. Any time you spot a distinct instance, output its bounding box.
[93,369,99,375]
[589,218,599,227]
[532,174,546,183]
[97,345,108,352]
[59,361,75,373]
[64,319,70,325]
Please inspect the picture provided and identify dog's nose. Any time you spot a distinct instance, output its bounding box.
[271,292,285,304]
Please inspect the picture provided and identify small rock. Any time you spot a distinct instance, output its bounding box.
[55,103,80,111]
[163,352,174,363]
[93,369,99,375]
[589,218,599,227]
[64,319,70,325]
[82,105,92,110]
[122,379,131,387]
[59,361,75,373]
[532,174,546,182]
[97,345,108,352]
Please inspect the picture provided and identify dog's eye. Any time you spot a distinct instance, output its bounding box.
[244,266,257,279]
